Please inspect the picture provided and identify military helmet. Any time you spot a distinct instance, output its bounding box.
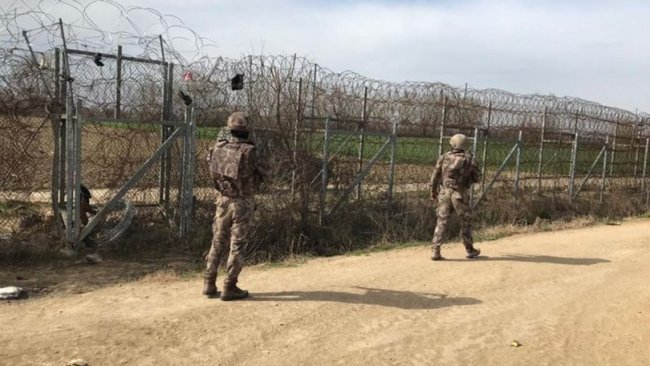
[450,134,467,149]
[227,111,248,132]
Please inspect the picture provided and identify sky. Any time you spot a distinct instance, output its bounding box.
[8,0,650,113]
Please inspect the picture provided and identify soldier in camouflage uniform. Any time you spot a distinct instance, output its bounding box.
[204,112,269,300]
[430,134,481,261]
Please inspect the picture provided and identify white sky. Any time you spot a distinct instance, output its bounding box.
[12,0,650,112]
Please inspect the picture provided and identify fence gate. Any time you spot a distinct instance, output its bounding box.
[52,46,196,247]
[57,100,196,246]
[318,118,397,223]
[472,131,523,209]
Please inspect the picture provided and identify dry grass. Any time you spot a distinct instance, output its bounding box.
[475,216,599,242]
[139,270,185,284]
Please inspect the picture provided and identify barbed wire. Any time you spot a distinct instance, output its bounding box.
[1,1,648,243]
[1,0,647,131]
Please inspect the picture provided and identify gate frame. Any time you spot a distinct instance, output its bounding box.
[53,45,195,246]
[318,118,397,223]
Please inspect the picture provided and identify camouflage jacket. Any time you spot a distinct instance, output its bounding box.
[208,137,269,197]
[430,148,481,192]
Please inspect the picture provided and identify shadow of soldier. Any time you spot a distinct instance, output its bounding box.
[444,254,610,265]
[248,286,482,310]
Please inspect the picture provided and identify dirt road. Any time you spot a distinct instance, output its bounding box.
[2,220,649,365]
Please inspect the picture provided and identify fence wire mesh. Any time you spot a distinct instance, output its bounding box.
[1,2,649,255]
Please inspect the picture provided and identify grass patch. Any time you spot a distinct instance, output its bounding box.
[349,241,424,256]
[0,200,40,217]
[258,255,312,269]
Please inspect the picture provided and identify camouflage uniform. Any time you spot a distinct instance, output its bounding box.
[204,112,268,300]
[430,134,481,260]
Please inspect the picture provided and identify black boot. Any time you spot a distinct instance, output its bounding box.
[220,283,249,301]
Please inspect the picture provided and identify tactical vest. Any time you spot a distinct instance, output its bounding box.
[209,139,260,197]
[441,151,477,191]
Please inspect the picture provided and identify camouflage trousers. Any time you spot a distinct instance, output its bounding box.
[432,187,475,252]
[205,196,256,286]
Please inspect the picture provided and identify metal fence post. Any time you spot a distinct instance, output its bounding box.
[158,36,168,206]
[115,45,122,119]
[165,63,174,204]
[600,136,609,203]
[357,86,368,200]
[319,118,330,225]
[73,100,82,242]
[51,48,62,235]
[438,95,447,157]
[536,107,547,194]
[569,131,579,203]
[642,137,649,192]
[186,106,196,237]
[633,128,641,180]
[159,61,169,205]
[291,78,303,199]
[387,119,398,204]
[179,105,196,238]
[610,119,618,176]
[58,48,67,205]
[311,63,318,121]
[481,101,491,191]
[64,88,74,244]
[514,130,522,199]
[470,126,479,205]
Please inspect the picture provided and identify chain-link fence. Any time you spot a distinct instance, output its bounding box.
[1,4,649,257]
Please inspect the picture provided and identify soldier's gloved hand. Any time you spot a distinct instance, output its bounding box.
[430,191,438,201]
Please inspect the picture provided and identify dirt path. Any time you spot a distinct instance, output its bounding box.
[2,220,650,365]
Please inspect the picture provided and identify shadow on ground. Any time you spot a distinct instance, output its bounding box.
[248,286,482,310]
[443,254,610,265]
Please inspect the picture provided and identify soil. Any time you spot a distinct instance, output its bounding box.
[1,220,649,365]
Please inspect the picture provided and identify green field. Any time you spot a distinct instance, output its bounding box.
[83,122,643,177]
